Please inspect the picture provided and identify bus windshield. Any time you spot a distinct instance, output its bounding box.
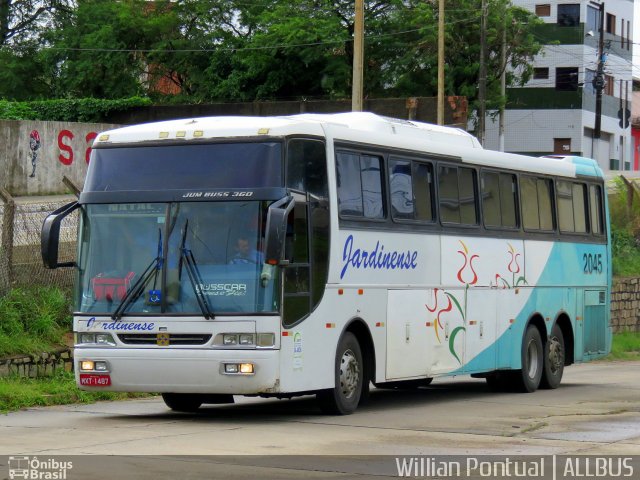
[76,201,279,316]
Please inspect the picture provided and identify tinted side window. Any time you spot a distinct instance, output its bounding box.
[590,185,604,235]
[337,152,363,216]
[438,165,478,225]
[557,180,588,233]
[336,152,384,219]
[537,178,554,231]
[482,172,518,228]
[522,176,554,231]
[389,158,434,222]
[521,176,540,230]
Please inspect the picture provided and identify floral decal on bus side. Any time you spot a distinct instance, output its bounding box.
[425,288,466,365]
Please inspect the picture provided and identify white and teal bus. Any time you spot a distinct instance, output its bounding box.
[42,113,611,414]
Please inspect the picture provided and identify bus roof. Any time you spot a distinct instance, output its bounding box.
[93,112,603,180]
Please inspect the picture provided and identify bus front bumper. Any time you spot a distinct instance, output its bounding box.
[74,348,280,394]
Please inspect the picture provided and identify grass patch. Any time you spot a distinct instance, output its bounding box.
[607,332,640,360]
[0,370,153,413]
[0,286,71,357]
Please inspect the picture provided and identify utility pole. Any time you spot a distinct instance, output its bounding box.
[498,17,506,152]
[352,0,364,112]
[593,2,606,143]
[437,0,445,125]
[478,0,487,145]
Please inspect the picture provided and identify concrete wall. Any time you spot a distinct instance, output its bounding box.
[0,120,119,196]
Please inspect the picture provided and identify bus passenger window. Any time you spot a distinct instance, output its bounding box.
[557,180,575,232]
[336,152,384,219]
[537,179,554,231]
[389,159,414,219]
[413,162,434,222]
[572,183,588,233]
[521,176,540,230]
[590,185,604,235]
[439,165,477,225]
[481,172,501,227]
[438,166,460,223]
[499,173,518,228]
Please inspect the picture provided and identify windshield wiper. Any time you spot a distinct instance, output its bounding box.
[111,229,163,320]
[179,219,214,319]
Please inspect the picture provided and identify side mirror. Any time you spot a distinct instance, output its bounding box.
[264,195,294,265]
[41,201,80,269]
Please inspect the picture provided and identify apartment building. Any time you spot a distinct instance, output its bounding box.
[484,0,634,171]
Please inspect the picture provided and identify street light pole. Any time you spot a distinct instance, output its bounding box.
[593,2,605,141]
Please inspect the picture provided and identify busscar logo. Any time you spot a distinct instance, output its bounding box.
[196,283,247,296]
[9,456,73,480]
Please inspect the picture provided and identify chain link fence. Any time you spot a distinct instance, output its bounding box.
[0,193,78,297]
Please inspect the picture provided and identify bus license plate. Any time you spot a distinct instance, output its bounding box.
[79,374,111,387]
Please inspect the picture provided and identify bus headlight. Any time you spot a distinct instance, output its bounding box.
[239,334,254,345]
[76,333,116,346]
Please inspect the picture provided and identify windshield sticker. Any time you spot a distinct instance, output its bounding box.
[196,283,248,296]
[340,234,418,279]
[182,191,254,198]
[86,317,156,331]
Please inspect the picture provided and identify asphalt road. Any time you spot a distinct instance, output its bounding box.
[1,361,639,479]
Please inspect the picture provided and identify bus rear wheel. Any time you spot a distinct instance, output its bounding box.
[162,393,203,412]
[540,324,565,389]
[514,324,544,393]
[317,332,363,415]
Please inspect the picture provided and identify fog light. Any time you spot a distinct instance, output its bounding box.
[81,361,95,371]
[239,363,254,374]
[239,334,254,346]
[223,334,238,345]
[224,363,238,373]
[94,361,108,372]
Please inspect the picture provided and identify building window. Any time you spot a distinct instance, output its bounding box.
[586,5,600,34]
[606,13,616,34]
[604,74,614,96]
[557,4,579,26]
[585,69,596,94]
[535,4,551,17]
[556,67,578,91]
[627,20,631,50]
[533,67,549,80]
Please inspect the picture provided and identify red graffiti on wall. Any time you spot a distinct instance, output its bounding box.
[55,129,98,166]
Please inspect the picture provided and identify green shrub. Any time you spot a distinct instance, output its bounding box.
[0,97,151,122]
[0,287,71,356]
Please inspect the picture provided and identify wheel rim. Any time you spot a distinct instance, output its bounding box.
[526,339,539,379]
[339,348,360,399]
[548,335,564,375]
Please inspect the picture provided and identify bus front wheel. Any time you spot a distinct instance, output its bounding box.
[162,393,203,412]
[514,324,544,393]
[317,332,363,415]
[540,324,565,389]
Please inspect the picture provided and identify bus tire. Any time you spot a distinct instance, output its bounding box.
[162,393,203,412]
[540,323,565,389]
[317,332,363,415]
[514,324,544,393]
